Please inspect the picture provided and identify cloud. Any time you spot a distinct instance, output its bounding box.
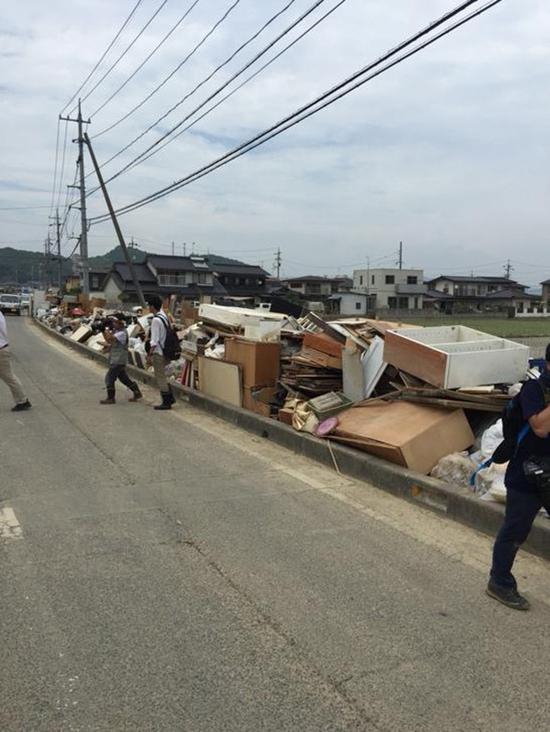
[1,0,549,285]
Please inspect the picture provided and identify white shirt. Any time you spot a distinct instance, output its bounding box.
[0,312,8,349]
[150,312,169,356]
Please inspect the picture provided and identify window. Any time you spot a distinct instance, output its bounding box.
[398,297,409,309]
[197,272,207,284]
[355,301,362,311]
[388,297,397,309]
[414,297,419,309]
[91,276,99,289]
[371,275,375,285]
[309,283,321,294]
[289,282,301,289]
[359,275,363,286]
[385,275,395,285]
[407,276,418,285]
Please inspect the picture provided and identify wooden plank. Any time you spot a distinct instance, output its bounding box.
[198,357,242,407]
[384,330,447,388]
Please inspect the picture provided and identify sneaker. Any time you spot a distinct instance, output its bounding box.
[12,400,32,412]
[486,581,530,611]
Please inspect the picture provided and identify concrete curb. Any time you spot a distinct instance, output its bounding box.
[33,319,550,561]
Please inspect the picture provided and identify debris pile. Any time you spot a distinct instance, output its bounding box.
[39,301,534,498]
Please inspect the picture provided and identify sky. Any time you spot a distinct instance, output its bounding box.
[0,0,548,285]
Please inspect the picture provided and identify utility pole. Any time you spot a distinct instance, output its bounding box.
[171,241,175,256]
[398,241,403,270]
[60,99,90,298]
[183,242,187,256]
[504,259,514,279]
[83,132,146,307]
[274,247,282,279]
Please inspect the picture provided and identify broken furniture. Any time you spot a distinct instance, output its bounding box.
[383,325,529,389]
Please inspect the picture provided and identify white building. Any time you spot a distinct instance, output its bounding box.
[353,268,426,310]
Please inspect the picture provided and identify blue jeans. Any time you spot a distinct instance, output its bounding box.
[490,487,545,589]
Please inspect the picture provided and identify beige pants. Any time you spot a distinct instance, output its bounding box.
[152,353,169,394]
[0,348,27,405]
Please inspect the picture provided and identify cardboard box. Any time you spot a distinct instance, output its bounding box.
[242,387,276,417]
[225,338,280,388]
[278,407,294,425]
[334,401,474,474]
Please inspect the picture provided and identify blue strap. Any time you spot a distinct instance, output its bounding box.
[516,422,530,451]
[470,458,493,487]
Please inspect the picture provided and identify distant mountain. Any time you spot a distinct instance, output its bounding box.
[0,244,147,285]
[89,244,146,267]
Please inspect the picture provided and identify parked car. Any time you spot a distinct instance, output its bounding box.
[0,293,21,315]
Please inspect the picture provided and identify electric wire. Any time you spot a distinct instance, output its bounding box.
[92,0,243,140]
[89,0,202,119]
[93,0,322,174]
[106,0,348,181]
[60,0,145,115]
[91,0,502,223]
[48,119,61,217]
[54,119,70,214]
[76,0,171,110]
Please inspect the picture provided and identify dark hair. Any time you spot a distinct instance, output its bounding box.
[113,312,126,322]
[147,295,163,311]
[546,343,550,362]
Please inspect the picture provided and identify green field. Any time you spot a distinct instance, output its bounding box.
[398,317,550,338]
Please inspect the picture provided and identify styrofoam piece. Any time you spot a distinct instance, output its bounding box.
[384,325,529,389]
[243,320,283,342]
[362,336,387,399]
[198,303,287,328]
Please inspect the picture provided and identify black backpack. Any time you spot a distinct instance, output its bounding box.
[155,314,181,362]
[492,382,541,464]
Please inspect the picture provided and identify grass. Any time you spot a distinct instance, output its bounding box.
[397,317,550,338]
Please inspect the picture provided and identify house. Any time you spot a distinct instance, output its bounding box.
[203,255,271,302]
[326,291,373,316]
[353,268,426,310]
[541,279,550,307]
[102,262,161,306]
[427,275,520,297]
[425,275,542,315]
[281,275,352,298]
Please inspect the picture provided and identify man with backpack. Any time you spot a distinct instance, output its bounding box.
[488,344,550,610]
[146,295,177,411]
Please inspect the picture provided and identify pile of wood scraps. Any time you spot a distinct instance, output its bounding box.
[374,386,511,413]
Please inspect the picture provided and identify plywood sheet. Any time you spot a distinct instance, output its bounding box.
[335,401,474,474]
[198,356,242,407]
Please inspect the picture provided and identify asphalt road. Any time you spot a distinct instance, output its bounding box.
[3,317,550,731]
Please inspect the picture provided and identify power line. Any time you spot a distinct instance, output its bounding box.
[0,205,52,211]
[89,0,203,119]
[48,118,61,217]
[91,0,502,224]
[92,0,244,140]
[93,0,323,175]
[77,0,170,110]
[112,0,348,179]
[61,0,145,115]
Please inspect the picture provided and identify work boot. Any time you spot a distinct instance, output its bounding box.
[154,391,172,410]
[166,385,176,405]
[11,400,32,412]
[101,388,116,405]
[129,383,143,402]
[486,581,530,611]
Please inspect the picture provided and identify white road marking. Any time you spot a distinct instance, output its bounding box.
[0,506,23,540]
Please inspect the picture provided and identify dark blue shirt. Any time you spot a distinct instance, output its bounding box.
[505,373,550,492]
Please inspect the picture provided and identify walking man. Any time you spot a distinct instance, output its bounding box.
[100,313,142,405]
[146,296,174,411]
[0,311,31,412]
[488,344,550,610]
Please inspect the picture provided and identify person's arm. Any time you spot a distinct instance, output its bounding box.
[524,381,550,437]
[529,406,550,438]
[146,317,159,363]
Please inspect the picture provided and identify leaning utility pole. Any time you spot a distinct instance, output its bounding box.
[60,99,90,298]
[83,132,146,307]
[49,208,63,292]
